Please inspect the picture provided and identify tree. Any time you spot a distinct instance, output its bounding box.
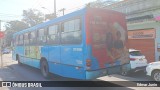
[4,20,29,46]
[45,13,57,21]
[5,20,29,31]
[4,8,56,46]
[22,9,44,27]
[4,30,14,47]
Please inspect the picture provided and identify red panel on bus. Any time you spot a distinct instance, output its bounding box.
[86,8,129,69]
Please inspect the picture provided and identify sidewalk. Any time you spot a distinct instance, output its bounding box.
[0,54,18,80]
[0,54,17,90]
[0,54,17,67]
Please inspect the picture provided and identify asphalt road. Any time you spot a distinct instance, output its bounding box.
[0,56,132,90]
[0,54,159,90]
[126,71,153,81]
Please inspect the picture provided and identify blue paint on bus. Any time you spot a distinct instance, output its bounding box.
[12,8,130,80]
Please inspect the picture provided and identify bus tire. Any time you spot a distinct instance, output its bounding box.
[16,55,22,65]
[40,59,50,79]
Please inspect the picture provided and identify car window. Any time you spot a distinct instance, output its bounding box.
[130,51,143,56]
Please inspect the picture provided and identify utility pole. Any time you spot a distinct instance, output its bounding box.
[59,8,65,16]
[41,7,51,21]
[0,20,3,68]
[0,20,1,31]
[54,0,56,16]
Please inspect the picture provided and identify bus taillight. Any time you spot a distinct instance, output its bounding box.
[86,59,91,67]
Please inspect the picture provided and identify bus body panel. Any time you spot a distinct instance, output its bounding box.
[48,15,86,79]
[85,8,130,77]
[12,8,130,80]
[15,46,24,56]
[31,59,40,68]
[60,45,84,67]
[48,46,60,63]
[47,61,86,79]
[41,46,49,60]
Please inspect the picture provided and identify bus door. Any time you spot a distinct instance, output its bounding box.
[48,24,61,64]
[60,18,84,78]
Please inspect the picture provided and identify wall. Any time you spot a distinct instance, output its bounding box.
[128,21,160,62]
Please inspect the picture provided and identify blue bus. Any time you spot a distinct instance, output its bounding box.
[12,8,130,80]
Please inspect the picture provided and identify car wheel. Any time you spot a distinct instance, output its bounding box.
[121,71,128,76]
[40,60,50,79]
[152,70,160,81]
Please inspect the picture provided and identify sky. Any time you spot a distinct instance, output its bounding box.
[0,0,96,30]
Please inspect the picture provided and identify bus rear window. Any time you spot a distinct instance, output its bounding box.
[130,51,143,56]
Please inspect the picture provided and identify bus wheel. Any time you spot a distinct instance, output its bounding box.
[40,60,50,79]
[16,55,22,65]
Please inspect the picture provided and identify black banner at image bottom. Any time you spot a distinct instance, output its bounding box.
[0,81,159,87]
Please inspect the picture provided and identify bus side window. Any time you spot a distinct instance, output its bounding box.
[47,24,59,45]
[15,35,19,46]
[24,33,29,45]
[37,28,46,45]
[61,18,82,45]
[19,35,24,46]
[61,23,64,33]
[30,31,37,45]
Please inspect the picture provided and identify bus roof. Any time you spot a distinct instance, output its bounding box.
[13,7,124,37]
[13,8,87,37]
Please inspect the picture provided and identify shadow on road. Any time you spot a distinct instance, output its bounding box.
[7,63,80,81]
[0,64,136,90]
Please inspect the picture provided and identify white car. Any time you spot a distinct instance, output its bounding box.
[146,61,160,81]
[129,49,148,73]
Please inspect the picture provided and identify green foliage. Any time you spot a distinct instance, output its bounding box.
[4,9,46,46]
[45,13,57,20]
[4,8,58,46]
[4,20,29,46]
[22,9,44,27]
[4,30,14,47]
[5,20,29,32]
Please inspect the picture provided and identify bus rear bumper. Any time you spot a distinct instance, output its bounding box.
[86,64,131,80]
[86,69,107,80]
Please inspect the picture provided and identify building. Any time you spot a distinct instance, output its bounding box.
[101,0,160,62]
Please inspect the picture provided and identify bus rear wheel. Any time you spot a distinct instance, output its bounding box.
[40,60,50,79]
[16,55,22,65]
